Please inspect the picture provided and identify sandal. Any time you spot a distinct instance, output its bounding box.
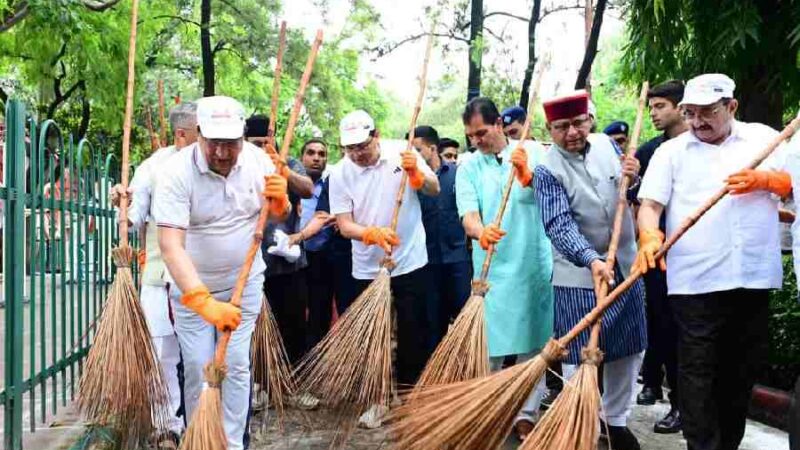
[514,418,535,441]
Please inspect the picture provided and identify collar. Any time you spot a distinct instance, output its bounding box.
[352,144,389,174]
[193,142,243,177]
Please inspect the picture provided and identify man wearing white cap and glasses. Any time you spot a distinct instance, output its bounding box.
[153,95,289,449]
[329,109,440,427]
[636,74,793,450]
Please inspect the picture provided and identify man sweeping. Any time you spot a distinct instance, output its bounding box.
[456,97,553,440]
[533,90,646,450]
[636,73,792,450]
[328,110,439,428]
[110,100,198,447]
[153,96,289,450]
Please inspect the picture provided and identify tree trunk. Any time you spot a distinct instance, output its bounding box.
[575,0,607,90]
[518,0,542,108]
[78,91,91,139]
[200,0,215,96]
[466,0,483,102]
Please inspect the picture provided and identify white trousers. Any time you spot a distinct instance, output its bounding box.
[170,278,263,450]
[490,351,547,423]
[562,351,645,427]
[152,334,183,433]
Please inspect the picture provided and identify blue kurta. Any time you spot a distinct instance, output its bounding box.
[456,141,554,357]
[534,164,647,364]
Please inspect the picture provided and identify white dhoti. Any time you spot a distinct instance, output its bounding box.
[140,284,183,434]
[170,277,263,450]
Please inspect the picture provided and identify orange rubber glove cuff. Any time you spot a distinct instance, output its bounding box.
[766,171,792,197]
[407,169,426,190]
[264,176,290,216]
[137,249,146,273]
[511,149,533,187]
[639,228,664,248]
[728,170,792,197]
[515,168,533,187]
[180,285,212,310]
[479,224,506,251]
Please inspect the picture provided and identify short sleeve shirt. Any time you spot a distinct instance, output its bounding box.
[329,145,434,280]
[638,121,789,295]
[153,141,275,292]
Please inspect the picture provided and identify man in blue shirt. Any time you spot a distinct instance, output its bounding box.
[407,126,472,342]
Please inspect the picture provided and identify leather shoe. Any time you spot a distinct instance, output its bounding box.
[654,408,682,434]
[603,426,641,450]
[636,386,663,405]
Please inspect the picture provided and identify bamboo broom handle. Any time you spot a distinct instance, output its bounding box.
[588,82,649,342]
[117,0,140,247]
[388,32,436,235]
[158,80,168,147]
[214,29,323,365]
[560,114,800,348]
[477,66,544,281]
[145,104,160,151]
[267,21,288,149]
[279,30,323,160]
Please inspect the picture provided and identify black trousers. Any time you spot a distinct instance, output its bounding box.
[671,289,769,450]
[331,251,359,316]
[264,270,309,365]
[426,261,472,344]
[641,269,679,406]
[305,250,334,349]
[354,265,435,387]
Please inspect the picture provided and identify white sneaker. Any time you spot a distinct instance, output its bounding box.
[357,404,389,429]
[292,393,320,410]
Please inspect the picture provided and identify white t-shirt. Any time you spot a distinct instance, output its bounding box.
[329,144,434,280]
[638,121,790,295]
[153,141,275,292]
[129,146,177,229]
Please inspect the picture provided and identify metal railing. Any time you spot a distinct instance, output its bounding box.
[1,99,140,450]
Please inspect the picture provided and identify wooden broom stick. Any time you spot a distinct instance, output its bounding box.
[117,0,140,248]
[561,113,800,346]
[267,21,288,149]
[157,80,168,147]
[385,31,436,244]
[145,104,160,151]
[278,30,323,161]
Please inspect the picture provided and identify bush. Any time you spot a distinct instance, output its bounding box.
[762,256,800,391]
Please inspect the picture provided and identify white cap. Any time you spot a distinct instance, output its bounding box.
[196,96,246,139]
[680,74,736,106]
[588,100,597,118]
[339,110,375,146]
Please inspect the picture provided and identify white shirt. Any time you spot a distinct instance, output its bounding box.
[638,120,789,295]
[329,144,434,279]
[153,141,275,292]
[786,136,800,287]
[129,146,177,229]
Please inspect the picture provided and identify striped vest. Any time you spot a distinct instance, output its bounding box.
[541,134,637,289]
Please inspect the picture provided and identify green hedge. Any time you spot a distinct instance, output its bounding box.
[762,256,800,391]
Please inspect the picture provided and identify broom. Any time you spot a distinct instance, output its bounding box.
[293,32,436,415]
[250,20,305,425]
[145,103,160,151]
[179,29,323,450]
[389,112,800,450]
[520,81,650,450]
[157,79,168,147]
[413,63,545,390]
[77,0,169,443]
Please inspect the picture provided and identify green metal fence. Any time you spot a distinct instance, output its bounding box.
[1,99,140,450]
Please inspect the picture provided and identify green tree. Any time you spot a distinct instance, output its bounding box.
[621,0,800,128]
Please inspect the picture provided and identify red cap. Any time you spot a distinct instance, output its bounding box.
[543,90,589,122]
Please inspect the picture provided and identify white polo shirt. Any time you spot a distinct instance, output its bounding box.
[329,144,434,280]
[638,120,790,295]
[153,141,275,292]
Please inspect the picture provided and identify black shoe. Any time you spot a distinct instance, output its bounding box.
[604,426,641,450]
[654,408,682,434]
[636,386,662,405]
[540,388,561,411]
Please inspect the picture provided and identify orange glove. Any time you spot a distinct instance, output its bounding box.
[510,147,533,187]
[725,169,792,197]
[264,175,290,217]
[137,249,146,274]
[180,285,241,331]
[479,223,507,251]
[632,228,666,275]
[401,151,426,190]
[266,144,291,179]
[362,226,400,253]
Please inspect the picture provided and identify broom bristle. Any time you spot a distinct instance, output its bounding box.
[179,363,228,450]
[293,268,393,409]
[251,296,296,427]
[520,346,602,450]
[389,338,565,450]
[413,287,489,391]
[78,246,169,442]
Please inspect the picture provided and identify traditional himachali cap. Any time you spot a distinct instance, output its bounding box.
[543,90,590,123]
[340,110,375,146]
[196,96,246,139]
[679,74,736,107]
[501,106,527,125]
[603,121,629,136]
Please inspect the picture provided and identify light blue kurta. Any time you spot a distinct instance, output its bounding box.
[456,141,554,357]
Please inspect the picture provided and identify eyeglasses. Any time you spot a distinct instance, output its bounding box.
[550,116,591,133]
[682,104,723,121]
[344,137,373,154]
